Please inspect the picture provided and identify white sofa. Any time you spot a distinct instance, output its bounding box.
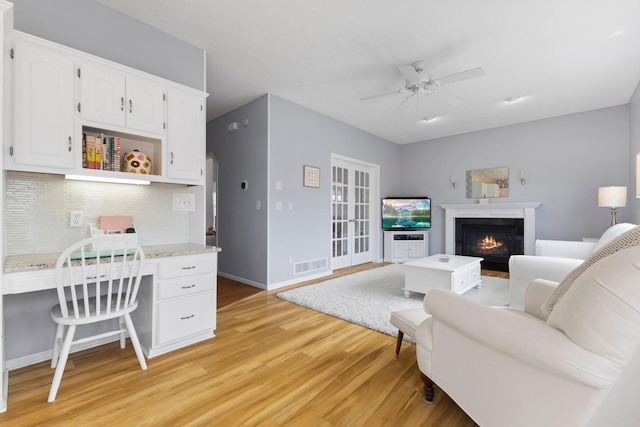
[508,223,636,308]
[416,244,640,427]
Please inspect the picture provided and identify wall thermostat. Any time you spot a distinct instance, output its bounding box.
[241,180,248,190]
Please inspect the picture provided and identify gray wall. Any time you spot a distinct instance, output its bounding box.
[630,82,640,225]
[400,106,631,254]
[11,0,204,91]
[206,95,269,286]
[268,95,401,285]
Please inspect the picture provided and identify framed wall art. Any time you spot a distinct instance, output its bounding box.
[303,165,320,188]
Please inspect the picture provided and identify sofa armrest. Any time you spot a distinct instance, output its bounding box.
[424,288,620,389]
[524,279,558,321]
[508,255,584,309]
[535,239,595,258]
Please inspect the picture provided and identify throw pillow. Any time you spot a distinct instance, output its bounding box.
[546,246,640,369]
[592,223,637,253]
[541,225,640,314]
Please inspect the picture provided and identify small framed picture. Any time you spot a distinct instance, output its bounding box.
[303,165,320,188]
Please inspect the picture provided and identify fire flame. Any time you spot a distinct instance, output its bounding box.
[478,235,504,250]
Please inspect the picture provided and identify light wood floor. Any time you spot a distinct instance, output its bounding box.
[0,263,507,426]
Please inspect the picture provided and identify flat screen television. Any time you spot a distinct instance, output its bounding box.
[382,197,431,230]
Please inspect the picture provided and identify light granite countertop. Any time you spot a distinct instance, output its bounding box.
[4,243,221,274]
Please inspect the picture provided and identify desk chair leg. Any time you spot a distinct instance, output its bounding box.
[48,324,76,402]
[123,314,147,371]
[119,317,126,349]
[395,331,404,359]
[50,324,64,368]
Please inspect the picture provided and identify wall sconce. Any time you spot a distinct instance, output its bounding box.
[520,170,526,185]
[450,176,456,189]
[598,186,627,226]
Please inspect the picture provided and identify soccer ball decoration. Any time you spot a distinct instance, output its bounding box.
[122,150,152,174]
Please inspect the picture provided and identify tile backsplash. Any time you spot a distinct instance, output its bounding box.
[5,171,191,255]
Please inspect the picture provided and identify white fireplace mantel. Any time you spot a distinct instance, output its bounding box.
[440,202,542,256]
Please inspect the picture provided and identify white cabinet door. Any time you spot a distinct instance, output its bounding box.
[126,75,166,134]
[11,39,75,170]
[79,62,125,127]
[80,63,165,134]
[166,88,204,183]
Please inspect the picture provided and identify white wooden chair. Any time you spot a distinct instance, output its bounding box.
[48,235,147,402]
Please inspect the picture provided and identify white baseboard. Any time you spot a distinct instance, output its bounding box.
[267,270,333,290]
[218,270,333,291]
[7,335,122,371]
[217,272,267,289]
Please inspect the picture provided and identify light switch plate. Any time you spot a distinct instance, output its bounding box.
[173,193,196,211]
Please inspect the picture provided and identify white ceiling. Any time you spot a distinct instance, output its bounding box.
[97,0,640,145]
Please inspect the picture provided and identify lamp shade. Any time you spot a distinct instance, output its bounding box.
[598,186,627,208]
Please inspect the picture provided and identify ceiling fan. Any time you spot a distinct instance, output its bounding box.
[361,61,485,114]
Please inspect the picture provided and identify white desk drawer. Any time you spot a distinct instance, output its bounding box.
[158,273,215,300]
[156,290,216,344]
[158,254,215,279]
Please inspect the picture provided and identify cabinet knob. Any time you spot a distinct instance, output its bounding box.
[68,136,72,152]
[121,97,124,111]
[9,146,13,156]
[129,99,133,114]
[180,284,196,289]
[180,314,195,320]
[170,152,174,165]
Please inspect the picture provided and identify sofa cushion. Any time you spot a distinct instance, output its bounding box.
[547,246,640,366]
[592,223,637,253]
[541,225,640,314]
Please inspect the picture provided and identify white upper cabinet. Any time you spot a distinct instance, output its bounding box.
[167,88,205,184]
[10,38,75,170]
[126,75,166,134]
[5,31,206,185]
[79,62,166,135]
[78,62,125,128]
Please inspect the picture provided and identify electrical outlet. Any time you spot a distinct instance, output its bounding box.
[70,211,83,227]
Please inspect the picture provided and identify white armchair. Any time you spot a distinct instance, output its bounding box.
[508,223,636,308]
[415,245,640,427]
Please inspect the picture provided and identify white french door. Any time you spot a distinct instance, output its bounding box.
[331,156,379,270]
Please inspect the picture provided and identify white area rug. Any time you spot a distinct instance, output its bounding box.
[277,263,509,338]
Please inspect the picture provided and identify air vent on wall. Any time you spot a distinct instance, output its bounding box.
[293,257,328,275]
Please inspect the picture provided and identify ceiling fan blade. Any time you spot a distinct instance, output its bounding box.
[393,93,415,115]
[360,89,406,101]
[398,65,420,82]
[435,67,485,86]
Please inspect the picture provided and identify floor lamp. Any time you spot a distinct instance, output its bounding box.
[598,186,627,227]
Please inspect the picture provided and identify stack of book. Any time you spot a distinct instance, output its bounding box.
[83,133,122,171]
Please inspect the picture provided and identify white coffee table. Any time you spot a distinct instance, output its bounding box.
[403,254,483,297]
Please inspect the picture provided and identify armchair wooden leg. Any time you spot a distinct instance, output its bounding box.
[420,372,435,404]
[394,331,404,359]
